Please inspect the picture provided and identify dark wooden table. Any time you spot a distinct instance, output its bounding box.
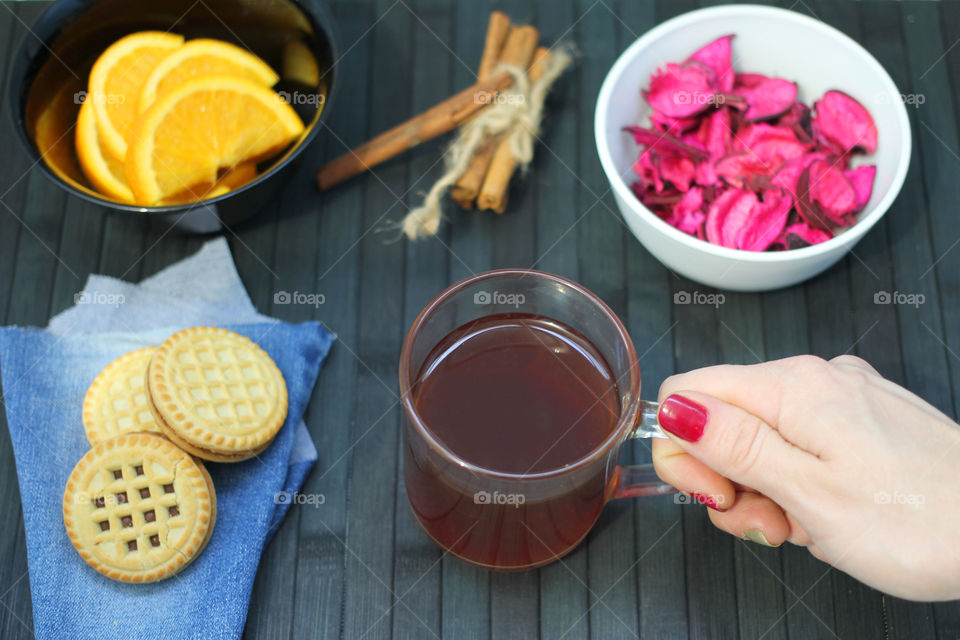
[2,0,960,638]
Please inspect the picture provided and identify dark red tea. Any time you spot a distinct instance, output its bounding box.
[405,313,622,568]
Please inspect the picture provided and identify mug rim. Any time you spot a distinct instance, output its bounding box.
[398,268,642,481]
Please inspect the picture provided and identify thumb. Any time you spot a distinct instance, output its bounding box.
[656,392,815,505]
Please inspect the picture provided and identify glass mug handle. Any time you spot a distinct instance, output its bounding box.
[610,400,677,499]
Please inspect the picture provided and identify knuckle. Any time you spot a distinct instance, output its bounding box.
[720,412,769,478]
[830,354,878,375]
[780,354,829,378]
[830,354,866,367]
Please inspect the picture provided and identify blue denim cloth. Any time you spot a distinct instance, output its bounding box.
[0,241,334,639]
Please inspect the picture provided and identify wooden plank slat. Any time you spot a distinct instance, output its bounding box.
[0,5,61,638]
[899,2,960,637]
[531,0,578,280]
[0,4,22,322]
[0,10,28,634]
[287,3,373,638]
[243,61,331,640]
[340,0,411,637]
[900,0,960,421]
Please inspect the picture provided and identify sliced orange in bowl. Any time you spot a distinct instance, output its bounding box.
[158,162,258,205]
[75,99,135,203]
[125,75,304,205]
[87,31,185,161]
[138,39,279,113]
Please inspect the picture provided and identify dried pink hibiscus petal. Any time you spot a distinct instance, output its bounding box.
[845,165,876,209]
[628,36,878,252]
[650,110,701,135]
[807,160,859,222]
[814,90,878,154]
[685,108,733,185]
[734,123,810,166]
[795,160,859,230]
[624,126,707,159]
[778,102,814,143]
[782,222,832,249]
[664,187,706,236]
[706,188,758,248]
[686,35,735,93]
[659,154,698,192]
[731,73,798,122]
[706,188,790,251]
[714,151,773,189]
[770,151,828,198]
[738,190,793,251]
[643,63,717,118]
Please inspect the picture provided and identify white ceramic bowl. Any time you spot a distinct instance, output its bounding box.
[595,5,911,291]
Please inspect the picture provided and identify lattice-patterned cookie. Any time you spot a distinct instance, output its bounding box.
[83,348,161,445]
[146,327,288,462]
[62,433,216,583]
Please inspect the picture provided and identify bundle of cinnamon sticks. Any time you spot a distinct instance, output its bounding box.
[316,11,561,217]
[450,12,550,213]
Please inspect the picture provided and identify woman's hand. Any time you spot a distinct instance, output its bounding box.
[652,355,960,601]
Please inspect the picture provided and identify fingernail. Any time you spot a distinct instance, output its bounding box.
[691,493,725,511]
[744,529,780,547]
[658,394,707,442]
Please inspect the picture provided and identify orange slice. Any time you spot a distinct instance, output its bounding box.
[125,75,304,205]
[88,31,185,161]
[75,99,135,203]
[138,39,279,113]
[159,162,257,205]
[282,40,320,86]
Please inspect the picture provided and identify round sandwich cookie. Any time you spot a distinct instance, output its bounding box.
[146,327,288,462]
[62,432,216,583]
[82,347,161,445]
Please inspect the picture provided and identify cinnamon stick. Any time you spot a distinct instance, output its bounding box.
[477,11,511,81]
[449,12,511,210]
[450,24,539,208]
[316,71,514,190]
[477,47,552,213]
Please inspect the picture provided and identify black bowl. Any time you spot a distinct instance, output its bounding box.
[8,0,338,233]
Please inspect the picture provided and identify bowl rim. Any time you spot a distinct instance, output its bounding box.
[594,3,912,263]
[7,0,339,215]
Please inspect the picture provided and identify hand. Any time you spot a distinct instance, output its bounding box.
[652,355,960,601]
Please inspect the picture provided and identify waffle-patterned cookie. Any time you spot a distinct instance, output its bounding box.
[146,327,288,462]
[62,433,216,583]
[82,348,161,445]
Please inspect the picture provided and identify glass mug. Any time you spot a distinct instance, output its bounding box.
[399,269,675,570]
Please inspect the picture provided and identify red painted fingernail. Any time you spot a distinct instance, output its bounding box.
[691,493,725,511]
[658,394,707,442]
